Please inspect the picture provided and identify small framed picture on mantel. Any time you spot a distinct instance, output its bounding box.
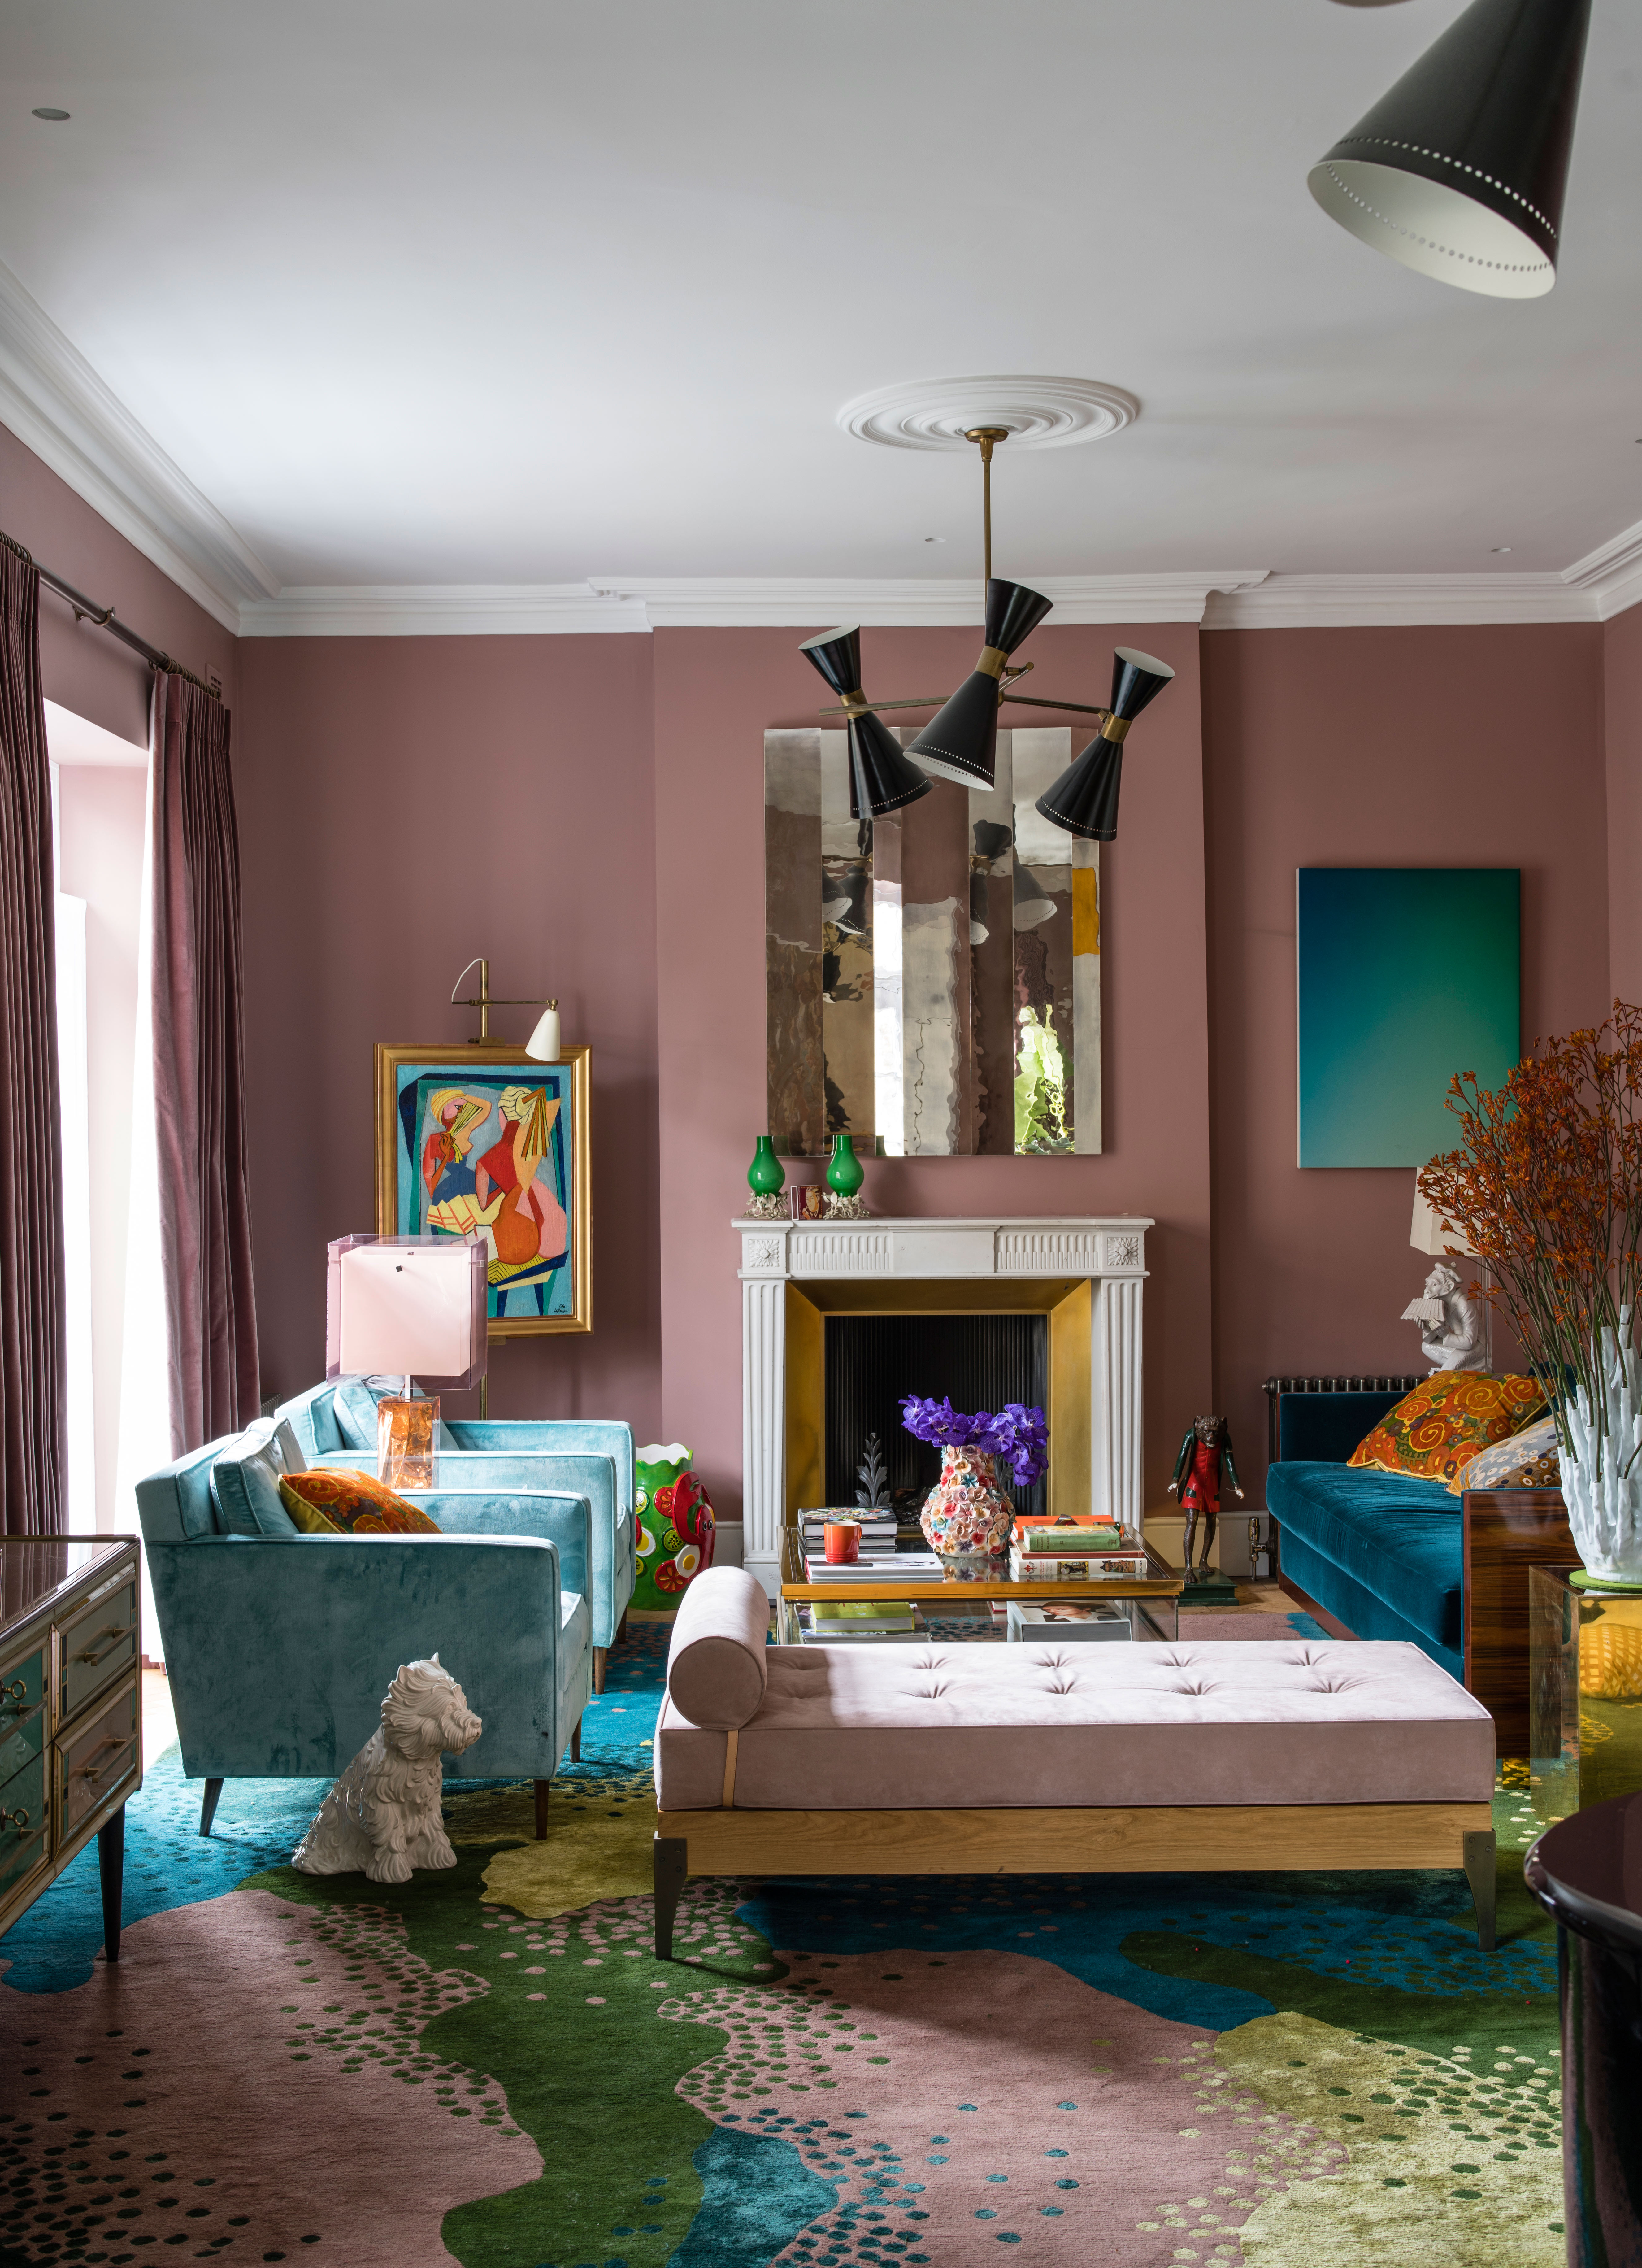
[374,1042,592,1336]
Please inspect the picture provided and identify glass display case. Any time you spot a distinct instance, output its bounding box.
[1528,1563,1642,1823]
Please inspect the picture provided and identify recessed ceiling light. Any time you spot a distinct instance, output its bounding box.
[32,107,70,121]
[1491,546,1513,554]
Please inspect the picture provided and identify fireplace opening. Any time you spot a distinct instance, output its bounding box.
[823,1311,1049,1524]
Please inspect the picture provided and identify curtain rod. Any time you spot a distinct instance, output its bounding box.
[0,528,221,702]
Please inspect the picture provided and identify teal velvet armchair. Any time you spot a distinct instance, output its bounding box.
[137,1423,594,1840]
[276,1381,637,1690]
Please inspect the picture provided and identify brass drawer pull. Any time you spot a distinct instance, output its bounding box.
[73,1625,131,1668]
[1,1803,39,1832]
[74,1735,130,1784]
[2,1677,28,1708]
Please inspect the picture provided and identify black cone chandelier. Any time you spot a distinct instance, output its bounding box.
[1308,0,1592,298]
[800,424,1172,834]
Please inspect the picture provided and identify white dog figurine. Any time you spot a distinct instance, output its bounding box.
[292,1655,483,1885]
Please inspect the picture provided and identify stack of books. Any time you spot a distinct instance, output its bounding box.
[797,1508,898,1560]
[799,1599,927,1644]
[1007,1599,1132,1643]
[803,1548,948,1581]
[1008,1513,1149,1582]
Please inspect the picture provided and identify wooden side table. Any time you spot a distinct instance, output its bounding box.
[1,1536,142,1964]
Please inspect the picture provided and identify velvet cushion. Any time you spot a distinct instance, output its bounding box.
[654,1639,1493,1812]
[1445,1414,1561,1494]
[208,1419,304,1537]
[1347,1370,1546,1484]
[277,1470,441,1535]
[330,1377,384,1452]
[1266,1462,1461,1649]
[665,1565,769,1730]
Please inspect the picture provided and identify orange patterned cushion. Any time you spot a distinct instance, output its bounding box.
[1347,1372,1547,1485]
[277,1470,441,1535]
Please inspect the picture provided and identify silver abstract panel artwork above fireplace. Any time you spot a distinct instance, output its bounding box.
[765,725,1100,1157]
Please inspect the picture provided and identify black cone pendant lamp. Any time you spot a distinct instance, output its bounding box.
[1308,0,1592,298]
[909,575,1054,791]
[798,625,932,819]
[1035,649,1176,843]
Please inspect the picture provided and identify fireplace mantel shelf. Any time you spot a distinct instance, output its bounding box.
[736,1214,1153,1593]
[736,1215,1151,1282]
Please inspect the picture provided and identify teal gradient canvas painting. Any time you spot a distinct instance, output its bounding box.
[1297,868,1520,1167]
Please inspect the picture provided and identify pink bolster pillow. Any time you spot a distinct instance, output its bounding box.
[665,1565,769,1729]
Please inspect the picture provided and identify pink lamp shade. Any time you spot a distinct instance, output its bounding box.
[325,1235,489,1389]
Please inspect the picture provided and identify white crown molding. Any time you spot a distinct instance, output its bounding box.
[237,582,648,637]
[0,260,277,633]
[583,571,1271,629]
[1562,514,1642,623]
[1204,571,1603,630]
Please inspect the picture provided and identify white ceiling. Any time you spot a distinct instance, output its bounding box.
[2,0,1641,623]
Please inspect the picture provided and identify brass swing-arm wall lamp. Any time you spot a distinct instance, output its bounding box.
[800,426,1173,839]
[449,957,561,1060]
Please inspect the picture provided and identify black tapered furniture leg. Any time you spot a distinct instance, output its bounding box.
[1464,1828,1497,1951]
[98,1807,125,1963]
[198,1778,223,1838]
[534,1779,550,1839]
[571,1722,581,1764]
[654,1836,687,1959]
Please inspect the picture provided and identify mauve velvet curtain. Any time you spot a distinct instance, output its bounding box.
[150,670,260,1454]
[0,541,66,1536]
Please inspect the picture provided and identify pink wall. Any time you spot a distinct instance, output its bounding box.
[1605,599,1642,1006]
[1201,622,1612,1498]
[232,633,663,1438]
[651,623,1214,1522]
[0,425,237,740]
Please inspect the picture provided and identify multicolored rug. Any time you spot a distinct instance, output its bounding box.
[0,1627,1565,2268]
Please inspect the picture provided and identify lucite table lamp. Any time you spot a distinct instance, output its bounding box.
[326,1234,489,1488]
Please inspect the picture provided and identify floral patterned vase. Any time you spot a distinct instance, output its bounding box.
[919,1447,1014,1558]
[633,1441,717,1609]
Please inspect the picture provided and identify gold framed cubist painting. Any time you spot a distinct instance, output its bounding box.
[374,1043,592,1336]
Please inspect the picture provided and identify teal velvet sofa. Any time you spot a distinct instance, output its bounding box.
[137,1418,594,1838]
[277,1380,636,1689]
[1265,1384,1576,1755]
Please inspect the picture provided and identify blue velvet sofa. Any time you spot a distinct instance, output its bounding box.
[277,1380,636,1689]
[137,1417,594,1838]
[1265,1384,1575,1755]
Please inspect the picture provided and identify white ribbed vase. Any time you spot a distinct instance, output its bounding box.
[1560,1322,1642,1583]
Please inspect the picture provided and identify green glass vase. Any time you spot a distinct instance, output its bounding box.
[826,1134,864,1198]
[747,1136,785,1197]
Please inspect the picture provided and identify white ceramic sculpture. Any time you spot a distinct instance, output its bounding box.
[1403,1260,1487,1372]
[292,1655,482,1884]
[1559,1318,1642,1583]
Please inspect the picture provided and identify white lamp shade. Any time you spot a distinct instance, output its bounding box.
[326,1235,488,1388]
[525,1005,561,1062]
[1411,1175,1477,1259]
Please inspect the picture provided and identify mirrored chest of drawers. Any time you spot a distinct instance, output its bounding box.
[1,1536,142,1962]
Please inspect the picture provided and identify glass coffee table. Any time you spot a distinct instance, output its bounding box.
[776,1529,1184,1645]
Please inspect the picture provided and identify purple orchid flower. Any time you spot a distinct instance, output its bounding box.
[899,1394,1048,1486]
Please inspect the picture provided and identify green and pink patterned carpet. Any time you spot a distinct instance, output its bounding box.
[0,1624,1565,2268]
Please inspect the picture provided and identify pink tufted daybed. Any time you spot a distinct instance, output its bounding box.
[651,1567,1499,1956]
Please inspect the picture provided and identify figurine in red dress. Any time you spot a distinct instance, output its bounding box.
[1167,1415,1244,1582]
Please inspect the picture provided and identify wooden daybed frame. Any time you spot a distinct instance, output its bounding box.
[653,1802,1498,1955]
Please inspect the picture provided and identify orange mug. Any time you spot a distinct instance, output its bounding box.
[823,1519,862,1565]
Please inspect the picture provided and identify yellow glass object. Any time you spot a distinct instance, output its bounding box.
[1529,1564,1642,1823]
[376,1394,439,1493]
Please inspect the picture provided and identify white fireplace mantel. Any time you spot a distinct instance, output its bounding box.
[737,1214,1152,1595]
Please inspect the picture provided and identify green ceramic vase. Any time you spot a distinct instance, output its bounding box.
[747,1136,785,1197]
[826,1134,864,1198]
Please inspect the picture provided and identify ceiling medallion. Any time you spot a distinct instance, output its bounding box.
[836,375,1138,452]
[798,420,1172,839]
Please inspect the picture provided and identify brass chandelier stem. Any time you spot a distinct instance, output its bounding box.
[965,427,1010,587]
